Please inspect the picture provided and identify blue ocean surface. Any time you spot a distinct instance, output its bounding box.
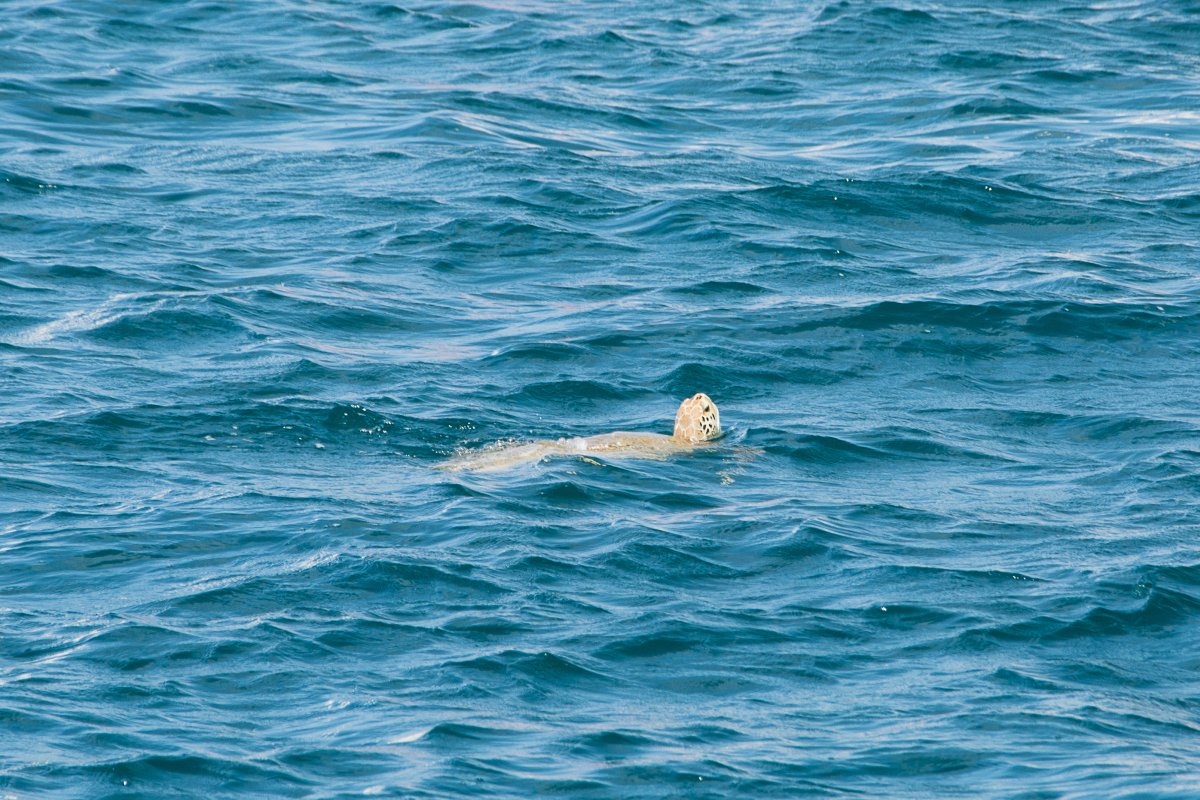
[2,1,1200,797]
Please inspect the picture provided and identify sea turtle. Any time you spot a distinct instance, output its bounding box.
[440,393,722,472]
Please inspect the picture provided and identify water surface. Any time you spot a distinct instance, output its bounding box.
[2,1,1200,797]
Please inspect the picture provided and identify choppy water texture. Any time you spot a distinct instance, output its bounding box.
[3,1,1200,797]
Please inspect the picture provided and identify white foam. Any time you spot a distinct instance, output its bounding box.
[12,292,163,345]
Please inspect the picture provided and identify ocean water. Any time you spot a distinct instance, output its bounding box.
[3,1,1200,797]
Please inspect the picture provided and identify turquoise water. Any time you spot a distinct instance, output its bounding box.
[3,1,1200,797]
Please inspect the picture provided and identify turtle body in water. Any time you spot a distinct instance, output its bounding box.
[440,393,721,473]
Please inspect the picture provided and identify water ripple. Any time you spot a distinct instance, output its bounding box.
[3,0,1199,797]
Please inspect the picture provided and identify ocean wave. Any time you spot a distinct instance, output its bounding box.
[4,0,1199,796]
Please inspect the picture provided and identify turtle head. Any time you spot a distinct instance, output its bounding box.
[673,392,721,443]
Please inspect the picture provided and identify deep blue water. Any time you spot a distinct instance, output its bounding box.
[3,1,1200,797]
